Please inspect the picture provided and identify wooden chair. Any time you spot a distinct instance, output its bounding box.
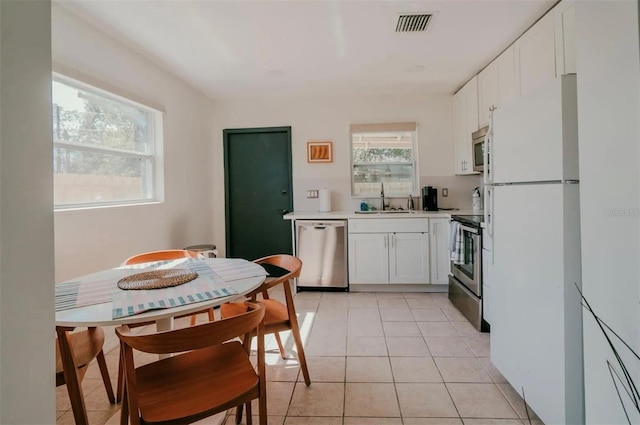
[55,326,116,425]
[116,249,216,402]
[220,254,311,386]
[122,249,199,265]
[117,301,266,425]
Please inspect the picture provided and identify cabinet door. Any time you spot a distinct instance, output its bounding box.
[554,1,576,75]
[466,76,479,134]
[516,12,556,97]
[389,232,429,284]
[478,62,498,128]
[429,219,450,285]
[453,90,467,174]
[348,233,389,284]
[496,45,518,108]
[454,76,480,175]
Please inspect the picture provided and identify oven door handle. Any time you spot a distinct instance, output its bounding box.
[458,224,479,234]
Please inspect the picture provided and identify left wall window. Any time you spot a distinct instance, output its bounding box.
[52,75,163,209]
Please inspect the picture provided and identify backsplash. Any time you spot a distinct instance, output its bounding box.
[293,175,482,212]
[418,175,482,210]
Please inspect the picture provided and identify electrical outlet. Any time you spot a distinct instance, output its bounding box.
[442,188,449,197]
[307,190,319,198]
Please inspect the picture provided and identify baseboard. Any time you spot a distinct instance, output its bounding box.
[349,284,448,293]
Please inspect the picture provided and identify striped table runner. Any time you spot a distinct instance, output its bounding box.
[54,258,267,319]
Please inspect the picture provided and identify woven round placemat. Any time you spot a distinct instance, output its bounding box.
[117,269,198,290]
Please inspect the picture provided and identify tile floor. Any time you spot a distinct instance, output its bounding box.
[56,290,544,425]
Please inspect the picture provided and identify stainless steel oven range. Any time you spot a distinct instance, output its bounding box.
[448,215,489,332]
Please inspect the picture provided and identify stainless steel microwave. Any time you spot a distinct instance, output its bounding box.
[472,126,489,173]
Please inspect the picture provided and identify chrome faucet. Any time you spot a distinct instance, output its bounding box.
[380,182,385,211]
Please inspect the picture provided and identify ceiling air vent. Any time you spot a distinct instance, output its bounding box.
[395,14,432,32]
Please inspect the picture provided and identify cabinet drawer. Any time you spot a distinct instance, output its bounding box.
[348,218,429,233]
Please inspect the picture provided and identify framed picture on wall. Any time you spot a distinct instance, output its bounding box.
[307,141,333,163]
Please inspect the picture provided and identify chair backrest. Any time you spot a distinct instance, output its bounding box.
[116,301,265,355]
[55,327,105,385]
[250,255,302,320]
[118,302,265,425]
[255,254,302,276]
[253,254,302,291]
[122,249,199,265]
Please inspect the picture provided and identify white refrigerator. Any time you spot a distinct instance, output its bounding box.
[487,74,584,425]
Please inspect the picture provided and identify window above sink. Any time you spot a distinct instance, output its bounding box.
[350,122,419,198]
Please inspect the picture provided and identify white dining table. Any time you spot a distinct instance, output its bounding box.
[55,260,265,330]
[54,257,266,425]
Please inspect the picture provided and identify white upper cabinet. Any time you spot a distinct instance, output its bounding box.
[453,0,575,174]
[453,76,480,175]
[478,62,498,128]
[554,1,576,75]
[466,76,479,134]
[479,44,519,128]
[496,45,519,109]
[515,12,557,97]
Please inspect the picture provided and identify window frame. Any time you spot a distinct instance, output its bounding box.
[350,123,420,198]
[52,73,164,210]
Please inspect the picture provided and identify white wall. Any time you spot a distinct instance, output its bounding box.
[576,1,640,423]
[211,94,480,255]
[52,4,217,282]
[0,1,55,423]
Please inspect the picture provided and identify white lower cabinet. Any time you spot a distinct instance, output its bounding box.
[347,233,389,284]
[389,232,430,283]
[348,218,431,285]
[429,218,450,285]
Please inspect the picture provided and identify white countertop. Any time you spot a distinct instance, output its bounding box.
[284,210,482,220]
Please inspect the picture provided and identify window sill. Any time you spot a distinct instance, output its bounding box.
[54,200,164,213]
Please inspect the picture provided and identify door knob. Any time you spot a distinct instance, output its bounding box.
[281,190,288,196]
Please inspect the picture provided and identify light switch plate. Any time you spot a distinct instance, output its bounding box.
[307,190,319,198]
[442,188,449,197]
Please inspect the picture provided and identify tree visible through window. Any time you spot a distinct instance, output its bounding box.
[351,125,418,197]
[52,76,162,208]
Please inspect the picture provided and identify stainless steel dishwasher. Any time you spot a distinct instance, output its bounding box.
[295,220,348,291]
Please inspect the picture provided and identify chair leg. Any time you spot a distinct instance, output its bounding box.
[96,350,115,404]
[207,307,215,322]
[274,332,286,359]
[120,381,129,425]
[235,403,244,425]
[57,327,90,425]
[246,402,253,425]
[189,314,197,326]
[116,354,124,402]
[291,322,311,386]
[258,394,267,425]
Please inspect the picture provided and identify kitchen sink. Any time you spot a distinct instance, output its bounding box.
[354,210,416,214]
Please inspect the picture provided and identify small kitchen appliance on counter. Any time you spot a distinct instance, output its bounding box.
[422,186,438,211]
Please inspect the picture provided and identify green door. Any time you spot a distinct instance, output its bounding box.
[224,127,293,260]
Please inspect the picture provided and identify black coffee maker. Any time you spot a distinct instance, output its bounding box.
[422,186,438,211]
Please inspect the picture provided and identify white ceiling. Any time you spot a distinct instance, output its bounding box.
[58,0,556,99]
